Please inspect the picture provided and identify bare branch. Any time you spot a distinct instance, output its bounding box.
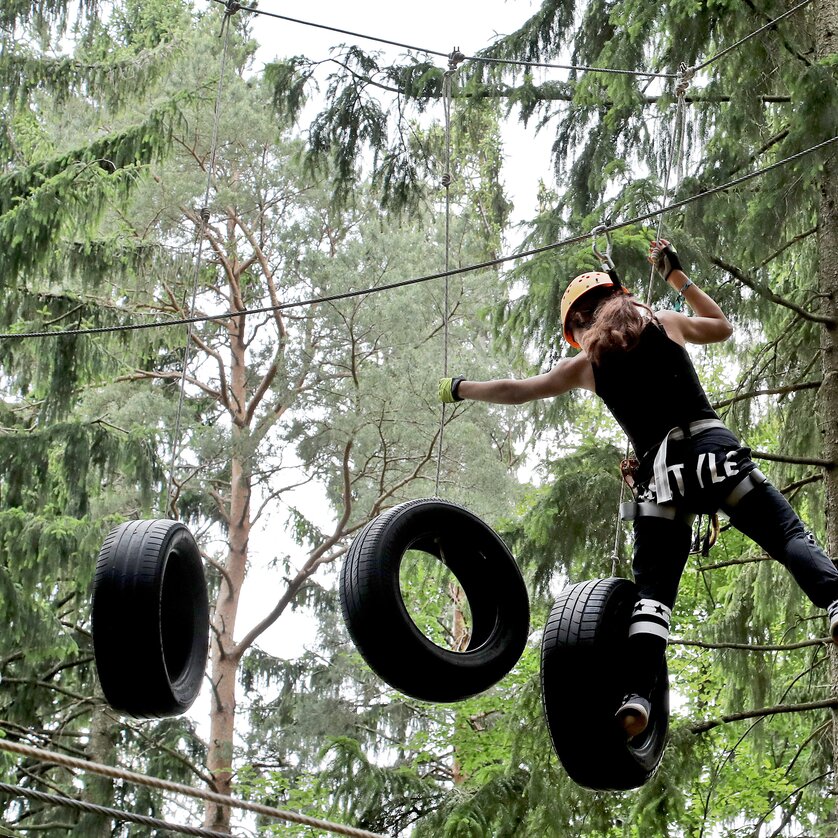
[711,380,821,409]
[752,450,835,469]
[669,637,826,651]
[689,699,838,734]
[711,256,836,326]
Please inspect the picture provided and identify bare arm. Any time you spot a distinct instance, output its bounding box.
[458,352,595,404]
[657,269,733,345]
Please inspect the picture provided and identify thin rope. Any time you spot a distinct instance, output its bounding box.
[209,0,676,78]
[0,738,388,838]
[613,64,691,573]
[645,64,692,307]
[692,0,814,73]
[434,56,459,497]
[1,134,835,342]
[167,1,236,516]
[0,781,241,837]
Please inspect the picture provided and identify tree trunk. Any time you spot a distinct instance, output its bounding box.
[78,704,116,836]
[815,0,838,823]
[204,322,252,833]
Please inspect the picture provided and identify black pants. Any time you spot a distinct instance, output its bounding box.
[632,481,838,611]
[627,429,838,698]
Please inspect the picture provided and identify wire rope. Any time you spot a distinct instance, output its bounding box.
[208,0,677,78]
[434,55,459,498]
[166,0,236,515]
[0,781,242,837]
[0,738,388,838]
[211,0,815,79]
[1,134,835,342]
[692,0,814,73]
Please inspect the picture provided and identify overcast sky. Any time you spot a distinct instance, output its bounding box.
[246,0,555,226]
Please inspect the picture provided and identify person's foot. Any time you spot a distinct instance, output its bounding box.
[615,694,651,739]
[828,601,838,646]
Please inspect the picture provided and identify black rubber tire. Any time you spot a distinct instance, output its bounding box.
[92,519,210,718]
[340,499,530,702]
[541,577,669,790]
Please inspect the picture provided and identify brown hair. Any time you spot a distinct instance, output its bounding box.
[573,293,655,365]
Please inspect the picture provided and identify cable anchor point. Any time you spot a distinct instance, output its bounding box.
[675,62,695,98]
[219,0,241,36]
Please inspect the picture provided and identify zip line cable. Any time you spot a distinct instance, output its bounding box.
[692,0,814,73]
[1,133,835,343]
[208,0,676,78]
[210,0,814,79]
[0,782,242,838]
[166,0,236,517]
[0,738,388,838]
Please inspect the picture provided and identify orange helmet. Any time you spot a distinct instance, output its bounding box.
[560,272,629,348]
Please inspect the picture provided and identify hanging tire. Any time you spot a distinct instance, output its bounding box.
[92,519,210,718]
[541,577,669,790]
[340,499,530,702]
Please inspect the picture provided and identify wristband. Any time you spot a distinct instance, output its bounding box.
[678,278,694,294]
[451,376,465,401]
[663,247,683,281]
[439,376,466,403]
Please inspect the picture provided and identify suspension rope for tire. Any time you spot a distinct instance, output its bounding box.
[434,49,464,497]
[0,738,387,838]
[166,1,238,516]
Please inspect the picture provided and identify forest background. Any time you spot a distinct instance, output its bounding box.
[1,0,838,836]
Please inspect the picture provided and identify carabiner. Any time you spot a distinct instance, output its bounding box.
[591,223,615,271]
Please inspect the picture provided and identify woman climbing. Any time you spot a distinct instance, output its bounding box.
[439,240,838,739]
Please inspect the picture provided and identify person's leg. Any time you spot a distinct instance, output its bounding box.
[725,481,838,637]
[617,513,692,736]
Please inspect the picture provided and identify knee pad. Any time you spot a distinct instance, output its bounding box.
[628,598,672,640]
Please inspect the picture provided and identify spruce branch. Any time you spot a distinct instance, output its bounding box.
[711,255,836,326]
[319,56,792,107]
[689,698,838,734]
[123,719,216,787]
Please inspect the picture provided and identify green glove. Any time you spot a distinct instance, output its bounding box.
[439,376,466,403]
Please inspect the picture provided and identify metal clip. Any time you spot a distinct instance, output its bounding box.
[591,222,615,271]
[448,47,466,71]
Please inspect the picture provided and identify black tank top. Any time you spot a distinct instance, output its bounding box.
[591,319,719,462]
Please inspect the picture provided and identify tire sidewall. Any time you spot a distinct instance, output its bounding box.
[93,519,209,717]
[341,499,529,701]
[541,577,669,789]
